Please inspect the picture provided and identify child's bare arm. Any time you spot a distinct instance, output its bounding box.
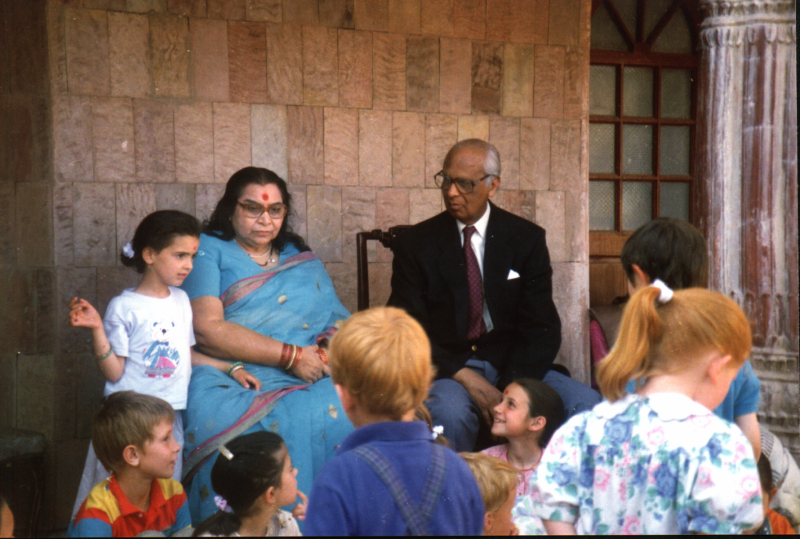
[543,520,576,535]
[190,348,262,390]
[68,297,126,383]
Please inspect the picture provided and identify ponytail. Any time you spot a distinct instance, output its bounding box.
[192,509,242,537]
[597,286,751,402]
[597,286,664,401]
[191,431,287,537]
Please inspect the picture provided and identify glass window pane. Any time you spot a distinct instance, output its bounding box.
[622,124,653,175]
[623,67,653,117]
[660,182,690,221]
[590,181,616,230]
[661,69,692,119]
[652,11,693,54]
[611,0,637,39]
[590,123,616,174]
[644,0,673,40]
[622,181,652,230]
[590,65,616,116]
[660,126,691,176]
[591,3,629,51]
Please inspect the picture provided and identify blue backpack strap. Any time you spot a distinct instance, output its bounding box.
[351,443,447,535]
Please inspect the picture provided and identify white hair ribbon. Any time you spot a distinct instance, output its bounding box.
[651,279,674,304]
[122,242,135,258]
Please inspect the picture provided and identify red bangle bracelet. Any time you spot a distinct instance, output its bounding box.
[279,343,292,369]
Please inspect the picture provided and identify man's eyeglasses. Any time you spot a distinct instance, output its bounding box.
[237,201,288,219]
[433,171,493,194]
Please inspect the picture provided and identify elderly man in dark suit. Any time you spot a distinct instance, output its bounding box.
[388,139,600,451]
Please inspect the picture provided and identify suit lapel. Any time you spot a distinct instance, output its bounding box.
[434,214,470,337]
[483,204,514,318]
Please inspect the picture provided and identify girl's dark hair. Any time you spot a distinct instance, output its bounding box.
[511,378,565,449]
[620,217,708,290]
[204,167,309,252]
[192,431,287,537]
[120,210,201,273]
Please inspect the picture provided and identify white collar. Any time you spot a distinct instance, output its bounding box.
[594,392,714,422]
[456,202,491,239]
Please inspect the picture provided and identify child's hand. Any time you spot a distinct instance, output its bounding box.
[231,367,262,391]
[68,297,102,329]
[292,490,307,521]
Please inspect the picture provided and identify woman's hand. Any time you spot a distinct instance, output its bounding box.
[68,297,102,329]
[290,345,330,384]
[231,367,262,391]
[292,490,308,521]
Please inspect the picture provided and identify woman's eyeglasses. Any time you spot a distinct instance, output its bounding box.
[237,201,288,219]
[433,171,493,194]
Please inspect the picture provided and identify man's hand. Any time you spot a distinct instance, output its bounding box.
[452,367,502,427]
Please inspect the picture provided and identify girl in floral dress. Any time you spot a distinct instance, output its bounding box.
[531,282,763,534]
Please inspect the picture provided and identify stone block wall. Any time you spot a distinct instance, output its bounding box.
[49,1,593,374]
[0,0,59,529]
[4,0,594,529]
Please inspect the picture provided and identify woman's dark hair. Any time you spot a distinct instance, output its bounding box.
[511,378,565,449]
[620,217,708,290]
[120,210,201,273]
[192,431,287,537]
[204,167,309,252]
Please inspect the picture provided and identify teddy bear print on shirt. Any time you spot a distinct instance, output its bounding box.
[143,320,181,378]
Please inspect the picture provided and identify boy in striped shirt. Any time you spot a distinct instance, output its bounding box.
[69,391,190,537]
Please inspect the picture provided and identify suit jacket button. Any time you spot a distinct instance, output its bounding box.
[471,344,477,352]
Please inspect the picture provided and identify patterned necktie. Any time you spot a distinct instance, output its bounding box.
[463,226,487,341]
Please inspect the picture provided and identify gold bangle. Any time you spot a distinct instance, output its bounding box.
[285,345,298,370]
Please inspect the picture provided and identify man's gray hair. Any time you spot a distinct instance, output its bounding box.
[443,139,502,182]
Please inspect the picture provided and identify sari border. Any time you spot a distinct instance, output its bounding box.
[182,384,308,485]
[220,251,317,308]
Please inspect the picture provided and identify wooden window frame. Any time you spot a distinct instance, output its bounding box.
[589,0,701,236]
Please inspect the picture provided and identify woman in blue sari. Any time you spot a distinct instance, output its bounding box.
[180,167,353,523]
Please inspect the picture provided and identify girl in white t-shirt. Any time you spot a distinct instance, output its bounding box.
[68,210,261,520]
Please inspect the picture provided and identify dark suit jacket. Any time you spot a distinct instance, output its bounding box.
[388,202,561,388]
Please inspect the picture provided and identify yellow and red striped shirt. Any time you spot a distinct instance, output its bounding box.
[69,474,190,537]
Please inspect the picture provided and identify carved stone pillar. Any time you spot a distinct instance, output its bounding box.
[696,0,798,461]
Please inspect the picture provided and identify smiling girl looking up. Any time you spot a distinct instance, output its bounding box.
[482,378,564,497]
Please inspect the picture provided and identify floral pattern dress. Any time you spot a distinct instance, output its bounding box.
[530,393,763,534]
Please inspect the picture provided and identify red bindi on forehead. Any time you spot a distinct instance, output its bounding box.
[262,193,269,201]
[503,389,509,395]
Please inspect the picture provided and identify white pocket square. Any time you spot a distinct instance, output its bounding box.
[507,269,520,280]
